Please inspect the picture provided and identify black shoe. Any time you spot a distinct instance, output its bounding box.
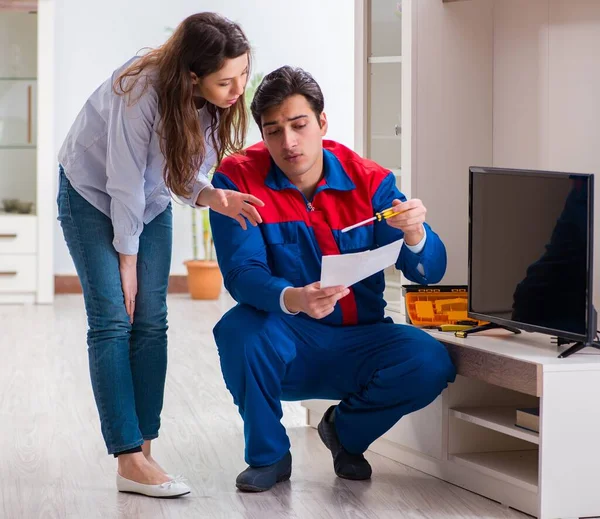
[235,451,292,492]
[317,405,372,481]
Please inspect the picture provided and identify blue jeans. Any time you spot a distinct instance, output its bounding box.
[57,168,173,454]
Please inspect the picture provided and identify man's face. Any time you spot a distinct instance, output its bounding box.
[260,94,328,181]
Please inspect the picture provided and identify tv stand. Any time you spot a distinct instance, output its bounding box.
[302,329,600,518]
[454,322,521,339]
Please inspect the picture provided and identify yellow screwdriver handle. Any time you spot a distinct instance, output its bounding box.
[376,207,403,221]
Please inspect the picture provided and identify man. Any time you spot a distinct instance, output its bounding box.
[210,66,456,492]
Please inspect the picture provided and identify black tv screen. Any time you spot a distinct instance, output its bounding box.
[468,167,595,343]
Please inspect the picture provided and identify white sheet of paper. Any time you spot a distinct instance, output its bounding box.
[320,239,403,288]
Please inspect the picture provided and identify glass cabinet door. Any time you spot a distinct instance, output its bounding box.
[370,0,402,58]
[368,63,401,174]
[366,0,403,312]
[0,12,38,213]
[367,0,401,178]
[0,78,37,148]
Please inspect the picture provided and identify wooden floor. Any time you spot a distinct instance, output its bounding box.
[0,295,531,519]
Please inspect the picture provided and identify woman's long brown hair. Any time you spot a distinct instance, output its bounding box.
[113,13,250,198]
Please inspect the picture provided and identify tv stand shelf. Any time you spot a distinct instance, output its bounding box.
[449,406,539,444]
[302,329,600,519]
[450,449,539,493]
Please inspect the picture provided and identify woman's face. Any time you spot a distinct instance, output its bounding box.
[193,53,249,109]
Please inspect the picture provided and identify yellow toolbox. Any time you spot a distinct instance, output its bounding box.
[402,285,487,328]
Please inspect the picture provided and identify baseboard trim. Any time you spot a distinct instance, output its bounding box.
[54,275,83,294]
[54,275,190,294]
[167,275,189,294]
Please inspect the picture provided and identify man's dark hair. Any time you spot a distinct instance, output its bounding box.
[250,66,325,131]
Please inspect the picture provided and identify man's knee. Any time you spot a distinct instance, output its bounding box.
[213,304,292,386]
[411,333,456,393]
[378,328,456,402]
[213,305,264,397]
[213,304,267,346]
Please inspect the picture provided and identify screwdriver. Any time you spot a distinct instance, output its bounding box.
[341,206,406,233]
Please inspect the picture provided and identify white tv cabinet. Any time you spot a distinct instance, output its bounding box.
[302,329,600,519]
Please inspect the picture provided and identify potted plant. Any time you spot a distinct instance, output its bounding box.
[184,71,264,299]
[184,202,222,300]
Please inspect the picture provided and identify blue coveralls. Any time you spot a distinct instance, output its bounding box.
[210,140,457,467]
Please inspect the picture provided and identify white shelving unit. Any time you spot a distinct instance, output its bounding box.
[0,3,55,303]
[355,0,405,314]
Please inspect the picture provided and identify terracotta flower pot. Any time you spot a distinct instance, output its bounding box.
[184,260,223,300]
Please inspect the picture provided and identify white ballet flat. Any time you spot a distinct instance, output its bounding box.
[116,473,191,498]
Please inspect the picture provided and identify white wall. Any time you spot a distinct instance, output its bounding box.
[412,0,599,316]
[493,0,600,310]
[53,0,354,275]
[411,0,494,285]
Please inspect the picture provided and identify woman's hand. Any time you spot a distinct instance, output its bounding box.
[119,253,137,324]
[199,188,265,230]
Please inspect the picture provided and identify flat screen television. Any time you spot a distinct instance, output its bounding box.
[467,166,597,358]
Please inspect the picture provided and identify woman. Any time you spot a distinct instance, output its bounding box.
[57,12,263,498]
